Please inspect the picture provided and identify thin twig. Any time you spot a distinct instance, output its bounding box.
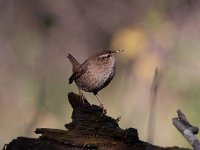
[147,67,162,143]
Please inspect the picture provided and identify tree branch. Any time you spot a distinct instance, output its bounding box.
[173,109,200,150]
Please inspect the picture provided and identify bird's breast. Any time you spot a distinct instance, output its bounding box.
[75,60,116,92]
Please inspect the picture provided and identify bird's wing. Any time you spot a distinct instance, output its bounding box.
[69,66,87,84]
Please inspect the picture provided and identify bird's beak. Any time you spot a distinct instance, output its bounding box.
[115,50,124,54]
[111,50,124,56]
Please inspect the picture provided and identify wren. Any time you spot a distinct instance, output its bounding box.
[67,50,123,109]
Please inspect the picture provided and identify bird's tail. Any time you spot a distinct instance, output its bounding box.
[67,53,80,70]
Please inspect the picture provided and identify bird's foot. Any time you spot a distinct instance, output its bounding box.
[99,103,107,116]
[80,95,86,104]
[100,103,104,108]
[79,91,86,104]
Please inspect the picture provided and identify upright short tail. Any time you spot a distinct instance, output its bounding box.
[67,53,80,70]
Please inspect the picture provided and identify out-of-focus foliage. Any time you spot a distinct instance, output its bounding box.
[0,0,200,149]
[111,28,149,59]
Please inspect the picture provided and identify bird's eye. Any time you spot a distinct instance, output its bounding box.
[99,54,110,59]
[107,54,111,57]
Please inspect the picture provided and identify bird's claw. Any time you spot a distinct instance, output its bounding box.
[99,104,107,116]
[102,109,107,115]
[100,103,104,108]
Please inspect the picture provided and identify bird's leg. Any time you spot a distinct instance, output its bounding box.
[78,89,85,103]
[95,94,106,115]
[95,94,103,107]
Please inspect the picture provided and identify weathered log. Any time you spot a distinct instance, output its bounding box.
[4,92,190,150]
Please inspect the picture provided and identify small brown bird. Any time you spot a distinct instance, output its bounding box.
[67,50,123,108]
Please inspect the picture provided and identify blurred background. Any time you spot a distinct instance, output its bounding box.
[1,0,200,148]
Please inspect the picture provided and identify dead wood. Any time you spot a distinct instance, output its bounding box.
[4,92,190,150]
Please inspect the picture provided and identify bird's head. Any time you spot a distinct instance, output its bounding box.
[94,50,124,61]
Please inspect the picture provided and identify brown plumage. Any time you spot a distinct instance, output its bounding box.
[67,50,123,109]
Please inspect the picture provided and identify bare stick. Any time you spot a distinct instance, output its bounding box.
[147,68,162,143]
[173,109,200,150]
